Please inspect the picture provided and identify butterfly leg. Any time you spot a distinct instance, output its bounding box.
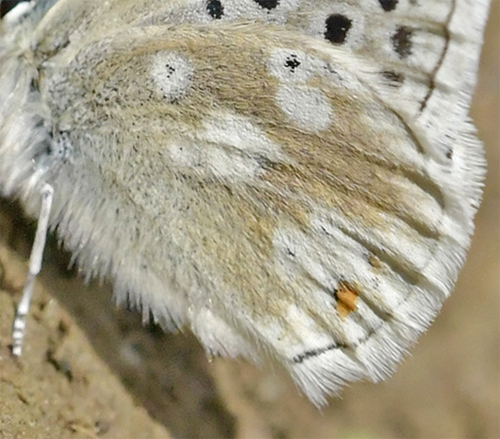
[11,183,53,356]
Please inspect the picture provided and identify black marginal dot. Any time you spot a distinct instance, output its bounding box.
[446,148,453,159]
[379,0,399,12]
[392,26,413,58]
[207,0,224,19]
[253,0,279,10]
[325,14,352,45]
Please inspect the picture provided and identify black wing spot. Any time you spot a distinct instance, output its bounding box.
[382,70,405,87]
[164,64,176,79]
[0,0,26,18]
[207,0,224,19]
[253,0,279,10]
[325,14,353,45]
[392,26,413,58]
[379,0,399,12]
[284,54,301,72]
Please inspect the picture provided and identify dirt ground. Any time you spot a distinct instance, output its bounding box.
[0,3,498,439]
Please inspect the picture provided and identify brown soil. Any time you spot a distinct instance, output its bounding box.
[0,4,498,439]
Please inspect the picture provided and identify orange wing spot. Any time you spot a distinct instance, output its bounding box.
[335,281,359,319]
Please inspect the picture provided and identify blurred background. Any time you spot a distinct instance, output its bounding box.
[0,1,498,438]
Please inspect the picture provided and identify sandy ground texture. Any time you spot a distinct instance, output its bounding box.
[0,3,498,439]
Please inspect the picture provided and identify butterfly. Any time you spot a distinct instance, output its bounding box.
[0,0,490,406]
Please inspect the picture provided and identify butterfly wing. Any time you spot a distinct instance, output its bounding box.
[0,0,489,405]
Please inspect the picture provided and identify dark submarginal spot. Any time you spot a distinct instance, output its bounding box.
[253,0,279,10]
[382,70,405,87]
[207,0,224,19]
[392,26,413,58]
[379,0,399,12]
[325,14,352,45]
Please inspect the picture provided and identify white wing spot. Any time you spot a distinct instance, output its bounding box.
[275,85,332,132]
[166,113,288,182]
[166,139,264,181]
[150,52,193,102]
